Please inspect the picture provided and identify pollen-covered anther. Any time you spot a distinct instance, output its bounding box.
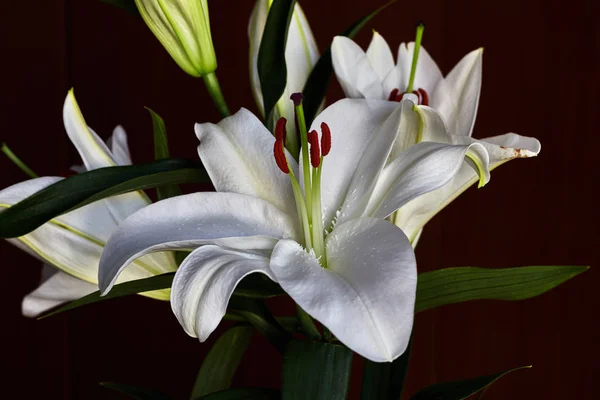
[275,117,287,142]
[273,138,289,174]
[320,122,331,156]
[308,129,321,168]
[387,88,399,101]
[388,88,429,105]
[417,88,429,106]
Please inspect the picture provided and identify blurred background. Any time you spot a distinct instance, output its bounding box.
[0,0,598,398]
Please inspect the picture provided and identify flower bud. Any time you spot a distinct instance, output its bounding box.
[135,0,217,77]
[249,0,319,124]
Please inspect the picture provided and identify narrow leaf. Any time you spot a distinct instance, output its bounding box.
[191,326,254,398]
[195,388,280,400]
[409,366,531,400]
[100,382,172,400]
[302,0,397,126]
[416,265,588,313]
[360,336,412,400]
[257,0,296,129]
[282,340,353,400]
[0,159,208,238]
[100,0,140,16]
[146,107,182,200]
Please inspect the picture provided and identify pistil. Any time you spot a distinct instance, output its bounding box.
[406,22,425,93]
[291,93,313,225]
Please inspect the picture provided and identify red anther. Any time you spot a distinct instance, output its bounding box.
[320,122,331,156]
[275,117,287,142]
[388,88,399,101]
[308,130,321,168]
[418,88,429,106]
[395,92,405,102]
[290,92,304,106]
[412,90,422,104]
[273,139,289,174]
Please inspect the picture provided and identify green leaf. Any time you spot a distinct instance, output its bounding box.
[100,382,172,400]
[257,0,297,130]
[360,336,412,400]
[409,366,531,400]
[302,0,397,127]
[100,0,140,16]
[415,265,588,313]
[0,158,208,238]
[191,326,254,398]
[282,340,353,400]
[39,273,175,319]
[146,107,183,200]
[195,388,280,400]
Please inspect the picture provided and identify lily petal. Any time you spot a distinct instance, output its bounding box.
[195,109,299,217]
[366,32,396,83]
[397,43,444,93]
[22,265,97,317]
[432,48,483,137]
[171,245,274,340]
[306,99,398,228]
[107,125,132,166]
[331,36,385,99]
[98,192,299,294]
[364,141,490,220]
[270,218,416,362]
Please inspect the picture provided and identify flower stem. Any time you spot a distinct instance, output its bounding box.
[406,23,425,93]
[2,143,38,178]
[202,72,230,118]
[296,305,321,340]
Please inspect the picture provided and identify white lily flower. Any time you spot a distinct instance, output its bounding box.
[135,0,216,77]
[98,98,490,362]
[0,90,177,317]
[249,0,319,153]
[332,32,541,243]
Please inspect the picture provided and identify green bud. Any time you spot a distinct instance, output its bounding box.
[135,0,217,77]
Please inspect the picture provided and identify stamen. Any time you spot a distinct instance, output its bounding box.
[275,117,287,142]
[2,142,38,178]
[412,90,422,104]
[406,22,425,93]
[309,130,321,168]
[417,88,429,106]
[273,139,289,174]
[388,88,399,101]
[395,92,405,102]
[320,122,331,156]
[290,92,313,223]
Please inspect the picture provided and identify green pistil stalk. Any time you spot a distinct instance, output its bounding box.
[2,143,38,178]
[293,99,313,224]
[311,163,326,265]
[288,170,313,250]
[202,72,230,118]
[406,23,425,93]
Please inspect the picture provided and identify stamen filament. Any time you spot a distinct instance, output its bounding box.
[289,169,313,250]
[406,23,425,93]
[291,94,313,225]
[311,162,326,265]
[2,143,38,178]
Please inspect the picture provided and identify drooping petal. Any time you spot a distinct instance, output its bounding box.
[270,218,416,362]
[363,141,490,220]
[22,265,97,317]
[171,245,275,341]
[98,192,299,294]
[107,125,132,166]
[366,32,396,83]
[432,48,483,137]
[305,99,398,228]
[396,43,444,94]
[331,36,385,99]
[195,109,299,217]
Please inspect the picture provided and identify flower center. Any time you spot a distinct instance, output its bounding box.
[387,87,429,105]
[273,93,331,266]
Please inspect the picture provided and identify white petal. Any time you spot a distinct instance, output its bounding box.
[107,125,132,166]
[270,218,416,362]
[22,265,97,317]
[306,99,398,228]
[396,43,444,93]
[364,141,490,219]
[331,36,385,99]
[195,108,298,217]
[366,32,395,82]
[171,246,275,340]
[432,49,483,137]
[98,192,299,294]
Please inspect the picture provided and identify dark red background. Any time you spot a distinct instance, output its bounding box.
[1,0,598,398]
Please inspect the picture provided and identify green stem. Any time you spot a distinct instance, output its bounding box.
[406,23,425,93]
[296,305,321,341]
[202,72,230,118]
[2,143,38,178]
